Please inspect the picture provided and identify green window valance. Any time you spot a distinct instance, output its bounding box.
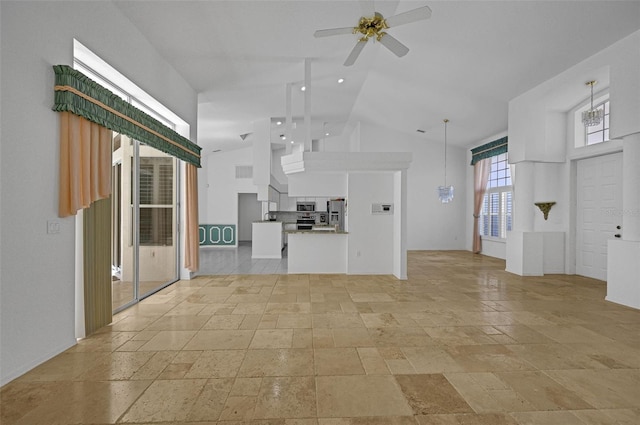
[470,136,508,165]
[53,65,201,167]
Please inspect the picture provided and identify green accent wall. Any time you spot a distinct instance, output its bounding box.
[199,224,236,246]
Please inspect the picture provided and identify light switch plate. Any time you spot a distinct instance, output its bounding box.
[47,220,60,234]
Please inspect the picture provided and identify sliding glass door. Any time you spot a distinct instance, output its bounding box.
[112,134,135,311]
[112,135,179,313]
[138,145,178,298]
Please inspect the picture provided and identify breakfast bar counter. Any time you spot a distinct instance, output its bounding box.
[286,230,348,274]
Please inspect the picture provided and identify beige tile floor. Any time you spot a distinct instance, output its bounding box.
[2,251,640,424]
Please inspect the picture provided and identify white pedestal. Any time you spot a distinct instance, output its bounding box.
[288,233,347,274]
[607,239,640,310]
[506,231,543,276]
[506,231,565,276]
[252,222,283,259]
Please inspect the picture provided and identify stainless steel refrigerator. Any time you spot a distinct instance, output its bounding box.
[327,200,345,232]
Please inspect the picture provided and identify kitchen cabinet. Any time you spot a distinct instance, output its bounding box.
[315,197,328,212]
[279,192,296,211]
[268,186,279,204]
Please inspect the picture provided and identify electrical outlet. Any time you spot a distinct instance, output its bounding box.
[47,220,60,234]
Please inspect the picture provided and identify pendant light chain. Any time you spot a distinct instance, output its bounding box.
[443,118,449,186]
[437,118,454,203]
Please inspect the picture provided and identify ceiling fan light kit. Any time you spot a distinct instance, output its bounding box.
[314,4,432,66]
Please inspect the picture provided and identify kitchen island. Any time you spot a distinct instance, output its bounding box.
[252,221,283,259]
[286,230,348,274]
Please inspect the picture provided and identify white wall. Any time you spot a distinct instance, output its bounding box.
[201,147,258,225]
[505,30,640,277]
[288,172,348,197]
[347,173,395,274]
[0,1,197,385]
[359,123,467,250]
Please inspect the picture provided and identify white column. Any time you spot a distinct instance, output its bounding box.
[252,118,271,201]
[607,133,640,310]
[303,58,312,152]
[285,83,293,155]
[512,161,535,232]
[622,133,640,241]
[393,170,407,280]
[506,161,543,276]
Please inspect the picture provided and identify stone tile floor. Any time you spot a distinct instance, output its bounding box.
[2,251,640,424]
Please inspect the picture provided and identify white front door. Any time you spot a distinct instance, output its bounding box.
[576,152,623,281]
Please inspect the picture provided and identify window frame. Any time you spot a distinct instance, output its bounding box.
[480,153,512,241]
[585,99,610,146]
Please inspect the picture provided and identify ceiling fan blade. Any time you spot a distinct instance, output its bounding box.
[344,39,368,66]
[378,33,409,57]
[384,5,432,27]
[359,0,375,17]
[314,27,355,38]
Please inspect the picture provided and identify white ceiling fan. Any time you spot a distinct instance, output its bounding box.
[314,1,432,66]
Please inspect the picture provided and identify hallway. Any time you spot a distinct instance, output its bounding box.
[2,251,639,424]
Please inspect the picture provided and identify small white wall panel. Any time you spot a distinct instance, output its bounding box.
[607,239,640,310]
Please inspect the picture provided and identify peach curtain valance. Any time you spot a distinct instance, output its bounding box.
[53,65,201,167]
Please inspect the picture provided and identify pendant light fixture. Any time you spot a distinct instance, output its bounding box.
[582,80,603,127]
[438,118,454,203]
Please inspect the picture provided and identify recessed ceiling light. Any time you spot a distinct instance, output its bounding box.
[276,121,282,126]
[337,78,345,84]
[300,86,306,92]
[280,134,286,140]
[290,140,294,144]
[325,132,330,136]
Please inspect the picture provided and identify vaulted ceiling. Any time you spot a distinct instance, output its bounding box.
[114,1,640,155]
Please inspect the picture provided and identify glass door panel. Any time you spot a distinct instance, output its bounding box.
[112,134,136,312]
[138,144,178,298]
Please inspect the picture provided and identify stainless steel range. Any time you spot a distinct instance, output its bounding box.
[296,214,316,230]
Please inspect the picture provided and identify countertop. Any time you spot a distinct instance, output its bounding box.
[253,220,283,223]
[285,230,348,234]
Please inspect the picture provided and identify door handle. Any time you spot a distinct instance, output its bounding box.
[614,234,621,238]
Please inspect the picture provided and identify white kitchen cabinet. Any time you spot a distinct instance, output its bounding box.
[268,186,279,203]
[315,197,328,212]
[279,193,289,211]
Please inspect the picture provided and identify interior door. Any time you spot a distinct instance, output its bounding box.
[576,152,623,281]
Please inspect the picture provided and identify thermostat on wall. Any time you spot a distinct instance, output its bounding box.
[371,203,393,215]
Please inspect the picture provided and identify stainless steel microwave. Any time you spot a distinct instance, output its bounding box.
[296,202,315,212]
